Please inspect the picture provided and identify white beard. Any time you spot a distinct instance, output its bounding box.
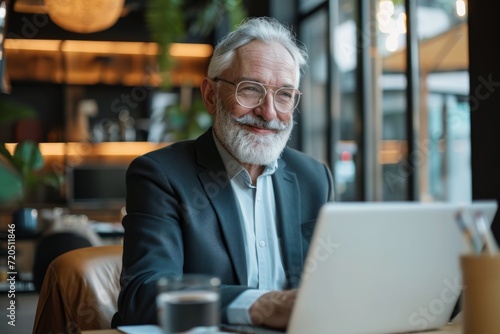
[213,98,294,166]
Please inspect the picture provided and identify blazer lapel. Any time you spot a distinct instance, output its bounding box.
[195,130,248,285]
[273,161,303,288]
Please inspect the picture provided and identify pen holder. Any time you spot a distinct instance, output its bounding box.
[460,254,500,334]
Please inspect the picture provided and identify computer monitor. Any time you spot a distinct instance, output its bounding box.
[66,165,127,209]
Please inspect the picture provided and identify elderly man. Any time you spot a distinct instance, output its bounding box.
[113,16,334,331]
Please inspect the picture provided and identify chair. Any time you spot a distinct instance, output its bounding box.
[32,231,94,292]
[32,245,123,334]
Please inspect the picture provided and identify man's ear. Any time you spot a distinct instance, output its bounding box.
[201,78,217,115]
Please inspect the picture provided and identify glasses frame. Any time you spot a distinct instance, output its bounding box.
[213,77,301,114]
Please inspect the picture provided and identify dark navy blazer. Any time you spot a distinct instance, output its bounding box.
[113,128,334,326]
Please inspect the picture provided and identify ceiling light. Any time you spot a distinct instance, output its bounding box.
[44,0,125,34]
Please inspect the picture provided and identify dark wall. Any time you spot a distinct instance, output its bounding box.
[0,82,65,142]
[245,0,270,18]
[469,0,500,242]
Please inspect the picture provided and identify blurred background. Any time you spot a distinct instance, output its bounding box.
[0,2,499,325]
[0,0,482,204]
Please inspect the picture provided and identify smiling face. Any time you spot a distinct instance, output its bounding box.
[201,40,298,166]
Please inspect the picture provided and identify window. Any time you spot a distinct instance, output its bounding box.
[297,0,471,202]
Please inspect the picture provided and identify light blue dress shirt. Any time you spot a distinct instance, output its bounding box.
[213,134,287,324]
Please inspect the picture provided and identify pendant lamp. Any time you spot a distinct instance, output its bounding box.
[44,0,125,34]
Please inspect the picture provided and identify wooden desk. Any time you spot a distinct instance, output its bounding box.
[82,323,462,334]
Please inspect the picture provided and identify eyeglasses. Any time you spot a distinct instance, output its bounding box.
[213,77,301,114]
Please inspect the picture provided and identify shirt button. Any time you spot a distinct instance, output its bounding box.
[257,197,261,201]
[259,240,266,247]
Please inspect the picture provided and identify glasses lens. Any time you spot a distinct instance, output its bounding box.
[236,81,265,108]
[275,88,300,113]
[235,81,300,113]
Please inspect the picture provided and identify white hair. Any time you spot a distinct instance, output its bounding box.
[207,17,308,87]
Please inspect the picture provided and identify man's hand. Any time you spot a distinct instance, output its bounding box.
[248,289,298,330]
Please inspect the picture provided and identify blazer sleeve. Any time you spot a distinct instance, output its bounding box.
[114,150,252,326]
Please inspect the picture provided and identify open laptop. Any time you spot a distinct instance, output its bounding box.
[287,200,498,334]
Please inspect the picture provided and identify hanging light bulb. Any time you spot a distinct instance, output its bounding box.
[44,0,125,34]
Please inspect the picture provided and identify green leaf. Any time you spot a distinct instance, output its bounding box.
[0,143,15,167]
[0,100,36,124]
[12,141,44,178]
[0,155,22,204]
[226,1,247,28]
[41,172,63,189]
[146,0,185,88]
[145,0,247,89]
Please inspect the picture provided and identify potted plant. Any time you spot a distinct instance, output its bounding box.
[0,101,61,235]
[146,0,247,88]
[146,0,245,140]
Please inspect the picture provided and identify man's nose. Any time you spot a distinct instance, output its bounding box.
[254,91,278,120]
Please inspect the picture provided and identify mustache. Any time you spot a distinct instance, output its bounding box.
[231,114,289,131]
